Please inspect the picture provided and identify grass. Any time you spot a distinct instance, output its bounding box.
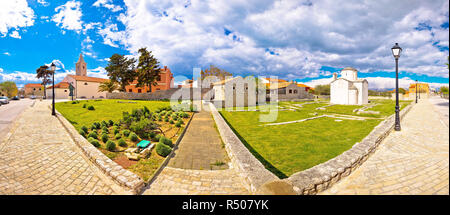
[219,99,412,178]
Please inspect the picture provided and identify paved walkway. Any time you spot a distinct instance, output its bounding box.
[144,103,249,195]
[322,98,449,195]
[168,110,229,170]
[0,101,125,195]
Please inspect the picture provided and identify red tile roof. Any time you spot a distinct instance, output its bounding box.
[47,82,70,89]
[68,75,108,83]
[24,83,43,88]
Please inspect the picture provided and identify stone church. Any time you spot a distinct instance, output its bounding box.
[330,67,368,105]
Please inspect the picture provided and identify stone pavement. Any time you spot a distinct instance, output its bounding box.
[143,167,249,195]
[168,110,229,170]
[322,98,449,195]
[0,101,126,195]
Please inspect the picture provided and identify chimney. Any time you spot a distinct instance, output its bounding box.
[164,66,167,70]
[333,72,337,81]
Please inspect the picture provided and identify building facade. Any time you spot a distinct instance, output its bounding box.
[330,67,368,105]
[24,83,44,97]
[62,75,108,99]
[45,82,70,99]
[125,66,174,93]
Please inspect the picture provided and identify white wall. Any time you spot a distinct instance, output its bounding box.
[331,79,350,105]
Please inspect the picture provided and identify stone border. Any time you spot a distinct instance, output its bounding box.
[209,102,278,193]
[286,103,415,194]
[142,112,195,192]
[53,108,145,194]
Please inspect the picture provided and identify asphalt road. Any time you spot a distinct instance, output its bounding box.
[0,99,35,142]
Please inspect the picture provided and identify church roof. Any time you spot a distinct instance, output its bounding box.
[47,82,70,89]
[77,53,85,63]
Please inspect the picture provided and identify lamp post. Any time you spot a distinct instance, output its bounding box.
[51,63,56,116]
[418,84,421,99]
[391,43,402,131]
[415,80,418,103]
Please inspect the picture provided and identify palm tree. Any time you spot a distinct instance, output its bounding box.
[36,65,53,99]
[98,80,119,93]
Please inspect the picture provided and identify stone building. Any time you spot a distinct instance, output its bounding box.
[125,66,175,93]
[45,82,70,99]
[330,67,368,105]
[266,81,314,101]
[24,83,43,97]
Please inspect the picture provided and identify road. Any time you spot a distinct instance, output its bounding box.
[0,99,35,142]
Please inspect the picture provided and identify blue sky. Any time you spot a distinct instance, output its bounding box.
[0,0,448,89]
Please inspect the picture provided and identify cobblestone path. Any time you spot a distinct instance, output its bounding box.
[0,101,125,195]
[322,98,449,195]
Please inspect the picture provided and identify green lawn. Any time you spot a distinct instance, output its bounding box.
[220,99,411,178]
[55,99,170,131]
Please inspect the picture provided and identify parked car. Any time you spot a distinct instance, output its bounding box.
[20,95,25,99]
[0,96,9,104]
[12,96,20,100]
[30,95,37,99]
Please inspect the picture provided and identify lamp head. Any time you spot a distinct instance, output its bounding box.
[391,43,402,59]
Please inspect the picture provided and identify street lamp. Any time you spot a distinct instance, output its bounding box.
[391,43,402,131]
[415,80,418,103]
[51,62,56,116]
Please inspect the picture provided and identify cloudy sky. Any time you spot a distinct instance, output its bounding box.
[0,0,448,89]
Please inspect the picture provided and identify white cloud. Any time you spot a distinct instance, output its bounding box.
[9,31,21,39]
[93,0,123,12]
[0,0,35,37]
[3,52,11,56]
[52,0,83,33]
[87,67,108,79]
[108,0,448,81]
[82,22,102,34]
[37,0,50,7]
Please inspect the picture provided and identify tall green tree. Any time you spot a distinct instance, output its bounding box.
[36,65,53,99]
[98,80,119,93]
[0,81,18,97]
[105,54,137,92]
[314,84,330,95]
[136,47,161,92]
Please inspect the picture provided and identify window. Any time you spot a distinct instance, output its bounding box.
[138,89,142,93]
[289,89,292,94]
[84,82,88,85]
[156,88,160,91]
[128,89,132,92]
[157,75,161,81]
[294,90,298,94]
[64,90,67,92]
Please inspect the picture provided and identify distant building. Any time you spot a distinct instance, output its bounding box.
[125,66,174,93]
[408,83,430,99]
[330,67,368,105]
[266,81,314,101]
[45,82,70,99]
[24,83,43,97]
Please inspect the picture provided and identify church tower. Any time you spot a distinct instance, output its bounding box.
[75,53,87,76]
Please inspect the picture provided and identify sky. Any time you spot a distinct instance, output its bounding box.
[0,0,449,90]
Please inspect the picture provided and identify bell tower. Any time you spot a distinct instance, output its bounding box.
[75,53,87,76]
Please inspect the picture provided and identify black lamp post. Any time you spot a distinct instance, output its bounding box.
[418,84,421,99]
[415,80,418,103]
[391,43,402,131]
[51,63,56,116]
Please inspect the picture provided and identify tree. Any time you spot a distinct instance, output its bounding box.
[0,81,18,97]
[440,86,448,94]
[36,65,53,99]
[201,65,232,81]
[136,47,161,92]
[98,80,119,93]
[446,56,449,70]
[105,54,137,92]
[314,84,330,95]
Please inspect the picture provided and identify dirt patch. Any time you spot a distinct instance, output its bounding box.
[114,155,138,169]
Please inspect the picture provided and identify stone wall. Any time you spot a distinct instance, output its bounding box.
[285,103,415,194]
[106,88,212,100]
[209,102,279,193]
[54,108,144,194]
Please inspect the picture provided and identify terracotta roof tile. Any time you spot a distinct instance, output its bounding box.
[25,83,43,88]
[68,75,108,83]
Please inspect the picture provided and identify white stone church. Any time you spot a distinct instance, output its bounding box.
[330,67,368,105]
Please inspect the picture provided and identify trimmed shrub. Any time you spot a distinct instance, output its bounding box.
[175,121,182,128]
[88,132,98,140]
[94,122,101,129]
[118,138,127,147]
[169,120,174,124]
[164,118,169,122]
[115,133,121,140]
[108,120,114,126]
[149,132,156,139]
[129,132,139,142]
[82,104,87,108]
[159,136,173,148]
[88,137,100,148]
[156,142,172,157]
[154,134,161,142]
[81,125,88,133]
[106,140,116,151]
[113,127,119,135]
[122,129,130,137]
[101,120,108,127]
[90,124,96,130]
[87,105,95,110]
[102,127,109,134]
[101,133,109,143]
[79,129,86,137]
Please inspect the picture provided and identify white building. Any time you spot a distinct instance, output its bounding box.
[330,67,368,105]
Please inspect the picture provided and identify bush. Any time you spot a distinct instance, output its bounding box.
[159,136,173,148]
[175,121,182,128]
[82,104,87,108]
[156,142,172,157]
[88,137,100,148]
[88,132,98,140]
[102,127,109,134]
[106,140,116,151]
[101,133,109,143]
[118,138,127,147]
[108,120,114,126]
[129,132,139,142]
[90,124,96,130]
[129,118,157,137]
[115,133,122,140]
[165,118,169,122]
[154,134,161,142]
[81,125,88,133]
[79,129,86,137]
[122,129,130,137]
[149,132,156,139]
[87,105,95,110]
[94,122,101,129]
[101,120,108,127]
[169,120,174,124]
[113,127,119,135]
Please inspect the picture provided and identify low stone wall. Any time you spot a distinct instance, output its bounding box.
[286,103,415,194]
[54,108,144,194]
[106,88,212,100]
[209,102,278,193]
